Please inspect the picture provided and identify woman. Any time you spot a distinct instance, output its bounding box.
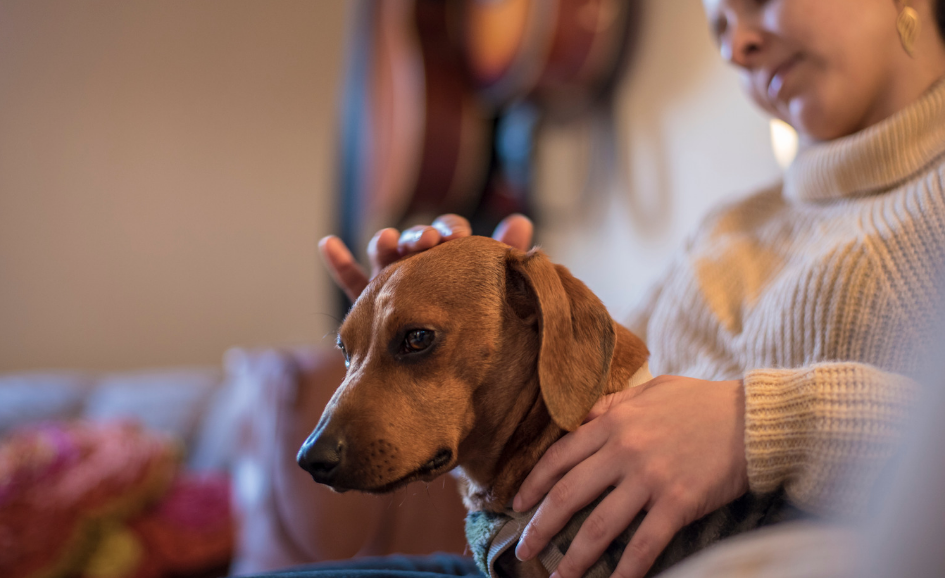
[316,1,945,577]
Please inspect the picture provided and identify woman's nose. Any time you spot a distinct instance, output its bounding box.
[720,20,764,68]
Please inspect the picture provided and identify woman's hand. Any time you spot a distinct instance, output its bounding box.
[319,213,533,301]
[513,376,750,578]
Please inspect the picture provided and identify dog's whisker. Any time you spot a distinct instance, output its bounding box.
[312,311,343,325]
[423,483,442,514]
[320,330,341,342]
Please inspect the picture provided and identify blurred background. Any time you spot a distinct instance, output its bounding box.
[0,0,783,374]
[0,1,348,371]
[0,1,790,577]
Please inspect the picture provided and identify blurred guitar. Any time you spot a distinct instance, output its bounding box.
[462,0,638,118]
[338,0,491,258]
[459,0,639,235]
[336,0,637,306]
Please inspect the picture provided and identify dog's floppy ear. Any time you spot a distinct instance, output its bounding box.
[505,248,616,431]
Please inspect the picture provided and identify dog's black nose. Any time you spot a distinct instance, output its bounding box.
[297,432,345,483]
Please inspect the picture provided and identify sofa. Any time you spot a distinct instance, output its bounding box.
[0,347,468,578]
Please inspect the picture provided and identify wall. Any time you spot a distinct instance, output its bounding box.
[0,0,783,372]
[534,0,783,322]
[0,1,348,371]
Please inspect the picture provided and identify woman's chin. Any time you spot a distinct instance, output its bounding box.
[784,79,884,143]
[786,99,856,143]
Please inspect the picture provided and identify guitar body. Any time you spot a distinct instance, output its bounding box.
[462,0,638,117]
[339,0,491,256]
[408,0,491,219]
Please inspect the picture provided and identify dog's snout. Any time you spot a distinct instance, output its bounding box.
[297,432,345,484]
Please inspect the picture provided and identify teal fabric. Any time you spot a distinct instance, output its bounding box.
[464,509,507,573]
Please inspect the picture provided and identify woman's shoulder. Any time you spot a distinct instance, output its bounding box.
[691,164,945,247]
[684,182,787,248]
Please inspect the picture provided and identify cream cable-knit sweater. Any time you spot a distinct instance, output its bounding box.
[629,78,945,519]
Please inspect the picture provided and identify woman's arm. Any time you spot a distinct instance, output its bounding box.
[744,361,920,518]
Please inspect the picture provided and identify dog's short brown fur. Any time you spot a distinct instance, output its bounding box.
[299,236,646,508]
[298,236,785,577]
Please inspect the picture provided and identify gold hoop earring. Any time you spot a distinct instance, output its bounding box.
[897,4,920,57]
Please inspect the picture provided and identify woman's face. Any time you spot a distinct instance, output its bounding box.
[702,0,910,141]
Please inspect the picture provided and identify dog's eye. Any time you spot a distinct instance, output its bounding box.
[402,329,434,354]
[337,339,349,368]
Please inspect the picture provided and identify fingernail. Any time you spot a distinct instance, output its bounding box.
[399,229,422,245]
[493,219,509,239]
[432,221,452,237]
[549,573,559,578]
[512,494,523,512]
[515,541,530,561]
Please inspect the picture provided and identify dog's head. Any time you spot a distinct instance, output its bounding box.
[298,236,617,493]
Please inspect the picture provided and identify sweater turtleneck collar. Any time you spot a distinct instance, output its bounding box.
[783,77,945,203]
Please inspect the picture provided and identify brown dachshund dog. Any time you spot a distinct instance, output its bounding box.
[298,236,784,578]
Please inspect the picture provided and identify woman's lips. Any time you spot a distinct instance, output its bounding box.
[767,55,800,101]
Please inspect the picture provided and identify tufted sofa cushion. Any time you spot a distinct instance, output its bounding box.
[0,367,228,471]
[0,372,93,436]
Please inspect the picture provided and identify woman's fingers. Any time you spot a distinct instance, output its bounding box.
[397,225,442,257]
[431,214,473,240]
[515,451,622,564]
[493,213,533,251]
[319,235,370,302]
[367,228,402,277]
[549,485,650,578]
[611,503,683,578]
[513,422,608,513]
[325,213,533,300]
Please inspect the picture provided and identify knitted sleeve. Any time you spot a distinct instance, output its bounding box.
[743,361,920,519]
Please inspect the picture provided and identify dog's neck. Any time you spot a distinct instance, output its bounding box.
[457,323,648,512]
